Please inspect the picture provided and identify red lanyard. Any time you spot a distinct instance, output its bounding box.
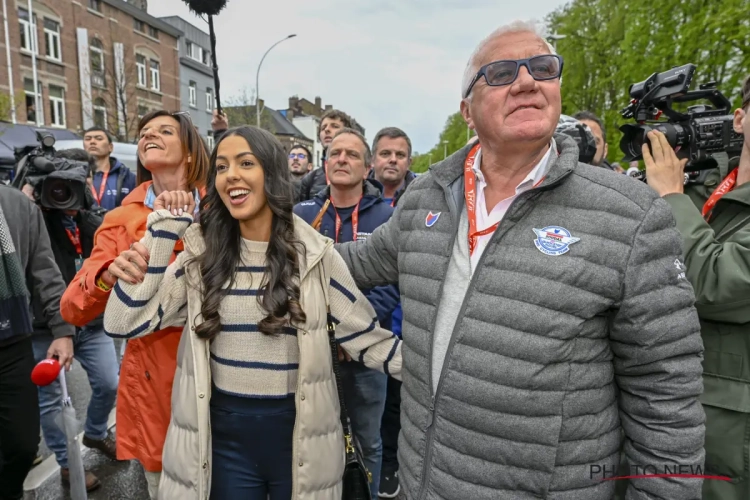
[65,227,82,256]
[702,169,738,219]
[92,171,109,205]
[330,196,361,243]
[464,144,547,255]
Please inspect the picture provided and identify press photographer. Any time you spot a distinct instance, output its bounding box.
[14,135,119,491]
[641,74,750,500]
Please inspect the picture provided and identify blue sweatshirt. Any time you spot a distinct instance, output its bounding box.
[91,158,136,210]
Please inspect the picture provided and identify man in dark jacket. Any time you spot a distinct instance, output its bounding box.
[297,109,357,202]
[294,128,399,498]
[368,126,416,497]
[337,22,704,500]
[0,186,74,500]
[642,75,750,500]
[27,149,118,491]
[83,127,136,210]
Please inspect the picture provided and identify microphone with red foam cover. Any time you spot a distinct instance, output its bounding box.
[31,358,61,387]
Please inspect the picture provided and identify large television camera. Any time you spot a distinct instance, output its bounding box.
[11,131,90,211]
[619,64,744,181]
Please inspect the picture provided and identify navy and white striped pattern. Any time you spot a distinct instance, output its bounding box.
[104,210,402,400]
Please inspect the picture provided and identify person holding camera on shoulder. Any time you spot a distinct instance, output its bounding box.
[643,75,750,500]
[20,148,119,492]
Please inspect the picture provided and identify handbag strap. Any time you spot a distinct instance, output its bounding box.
[318,252,357,458]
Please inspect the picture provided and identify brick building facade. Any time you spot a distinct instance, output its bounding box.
[0,0,181,142]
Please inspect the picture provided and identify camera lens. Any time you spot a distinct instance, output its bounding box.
[43,178,78,209]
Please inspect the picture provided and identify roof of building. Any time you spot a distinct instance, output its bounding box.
[103,0,183,37]
[269,109,311,141]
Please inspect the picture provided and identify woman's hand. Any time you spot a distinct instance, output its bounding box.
[154,190,196,216]
[107,242,150,285]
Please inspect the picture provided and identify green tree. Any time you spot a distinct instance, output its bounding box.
[547,0,750,164]
[412,112,475,173]
[0,91,25,122]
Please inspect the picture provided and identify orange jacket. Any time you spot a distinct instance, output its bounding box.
[61,181,184,472]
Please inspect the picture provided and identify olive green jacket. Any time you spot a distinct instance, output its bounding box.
[664,159,750,499]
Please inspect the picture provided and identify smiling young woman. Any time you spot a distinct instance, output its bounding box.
[60,110,209,500]
[103,126,403,500]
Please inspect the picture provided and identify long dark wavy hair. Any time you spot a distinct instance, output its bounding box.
[194,126,306,340]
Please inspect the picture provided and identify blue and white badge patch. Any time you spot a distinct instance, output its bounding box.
[425,211,441,227]
[533,226,580,256]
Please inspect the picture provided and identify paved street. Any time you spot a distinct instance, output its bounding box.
[23,340,150,500]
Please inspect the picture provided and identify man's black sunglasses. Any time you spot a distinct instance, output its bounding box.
[464,54,564,98]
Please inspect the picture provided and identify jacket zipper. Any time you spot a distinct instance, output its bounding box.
[415,186,547,500]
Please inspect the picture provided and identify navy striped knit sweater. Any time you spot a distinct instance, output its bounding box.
[103,210,401,398]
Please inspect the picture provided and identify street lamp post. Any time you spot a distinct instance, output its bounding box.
[443,140,449,160]
[547,32,566,51]
[256,34,297,128]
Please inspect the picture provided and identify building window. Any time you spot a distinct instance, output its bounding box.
[206,88,213,111]
[149,60,160,91]
[93,98,107,129]
[18,8,37,53]
[207,131,214,149]
[136,54,147,87]
[186,41,204,63]
[148,26,159,39]
[134,19,144,32]
[137,104,148,120]
[90,38,105,87]
[49,85,66,127]
[24,78,42,124]
[188,81,197,107]
[44,19,61,61]
[202,50,210,66]
[89,0,102,12]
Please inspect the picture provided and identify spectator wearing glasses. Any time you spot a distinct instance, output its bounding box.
[83,127,136,210]
[288,145,312,201]
[336,20,705,499]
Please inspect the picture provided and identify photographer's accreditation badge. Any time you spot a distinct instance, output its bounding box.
[75,258,83,273]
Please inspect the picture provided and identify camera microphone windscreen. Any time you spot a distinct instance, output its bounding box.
[31,359,61,387]
[32,156,55,173]
[182,0,227,15]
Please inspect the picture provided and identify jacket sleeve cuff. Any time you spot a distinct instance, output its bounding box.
[51,321,76,339]
[85,258,115,299]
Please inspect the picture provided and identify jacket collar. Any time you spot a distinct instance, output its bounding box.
[429,133,579,191]
[316,178,384,210]
[368,169,416,199]
[181,214,332,282]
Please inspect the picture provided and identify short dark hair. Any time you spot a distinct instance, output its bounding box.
[83,127,112,144]
[289,144,313,161]
[317,109,354,136]
[372,127,412,158]
[742,75,750,110]
[573,111,606,144]
[54,148,96,175]
[330,128,371,166]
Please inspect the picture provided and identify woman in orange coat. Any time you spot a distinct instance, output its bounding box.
[60,110,208,499]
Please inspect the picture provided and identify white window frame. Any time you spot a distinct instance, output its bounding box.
[207,132,214,149]
[90,40,105,87]
[19,10,37,54]
[43,19,61,61]
[188,82,197,107]
[136,54,147,87]
[149,60,160,91]
[49,86,66,128]
[206,88,213,112]
[24,79,43,124]
[187,41,203,63]
[93,102,107,129]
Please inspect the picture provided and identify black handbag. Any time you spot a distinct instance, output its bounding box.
[321,261,373,500]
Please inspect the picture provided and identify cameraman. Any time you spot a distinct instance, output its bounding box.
[643,75,750,500]
[23,149,119,492]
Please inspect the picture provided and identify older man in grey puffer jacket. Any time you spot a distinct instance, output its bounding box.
[337,20,705,500]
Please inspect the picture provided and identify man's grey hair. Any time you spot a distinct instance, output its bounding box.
[461,20,557,99]
[331,127,372,166]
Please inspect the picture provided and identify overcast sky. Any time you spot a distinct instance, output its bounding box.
[149,0,568,153]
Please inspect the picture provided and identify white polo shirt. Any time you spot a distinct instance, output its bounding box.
[469,138,556,271]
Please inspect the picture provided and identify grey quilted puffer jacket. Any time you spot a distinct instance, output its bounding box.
[338,135,706,500]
